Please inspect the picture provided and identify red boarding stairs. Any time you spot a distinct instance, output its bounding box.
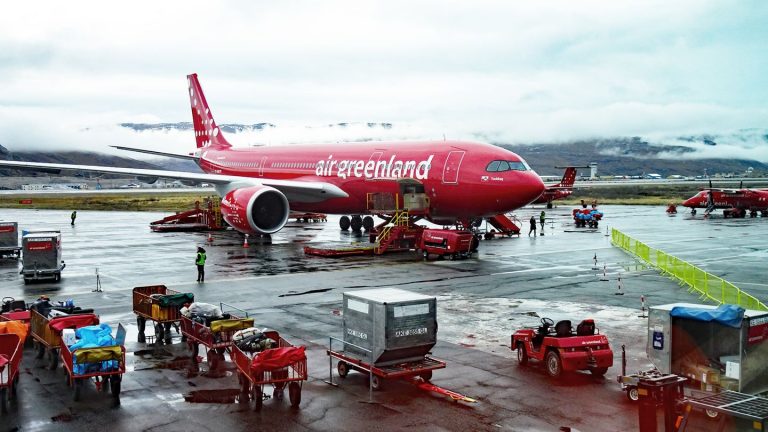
[487,214,520,236]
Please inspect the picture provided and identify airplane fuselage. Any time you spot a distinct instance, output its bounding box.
[199,140,545,222]
[682,190,768,211]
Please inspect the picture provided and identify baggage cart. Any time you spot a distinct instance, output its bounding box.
[232,330,308,410]
[1,298,30,339]
[29,309,99,370]
[60,327,126,406]
[0,222,21,259]
[132,285,193,345]
[0,334,23,414]
[181,303,253,372]
[20,231,65,284]
[327,337,445,391]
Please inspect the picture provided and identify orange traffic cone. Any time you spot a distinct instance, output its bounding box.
[207,233,213,243]
[242,234,249,248]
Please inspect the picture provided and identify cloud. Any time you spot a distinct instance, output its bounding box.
[1,0,766,158]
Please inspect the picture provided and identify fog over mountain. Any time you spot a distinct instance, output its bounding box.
[3,123,766,179]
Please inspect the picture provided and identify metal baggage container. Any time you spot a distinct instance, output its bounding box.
[0,222,20,258]
[343,288,437,366]
[21,231,65,283]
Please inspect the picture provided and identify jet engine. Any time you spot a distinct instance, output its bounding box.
[220,185,290,235]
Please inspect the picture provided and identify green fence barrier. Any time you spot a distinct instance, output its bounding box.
[611,228,767,311]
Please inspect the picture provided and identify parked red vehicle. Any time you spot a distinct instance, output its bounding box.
[511,317,613,378]
[417,229,475,260]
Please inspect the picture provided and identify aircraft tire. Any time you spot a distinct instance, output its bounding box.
[339,216,351,231]
[350,215,363,232]
[362,216,374,231]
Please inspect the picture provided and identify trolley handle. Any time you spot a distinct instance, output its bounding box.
[219,302,249,318]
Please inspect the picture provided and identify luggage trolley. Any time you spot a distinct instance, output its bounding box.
[132,285,193,345]
[0,333,23,414]
[327,337,446,392]
[29,309,99,370]
[59,326,126,406]
[232,330,308,410]
[181,303,253,372]
[1,298,30,342]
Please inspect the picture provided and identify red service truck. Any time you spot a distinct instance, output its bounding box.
[417,229,475,260]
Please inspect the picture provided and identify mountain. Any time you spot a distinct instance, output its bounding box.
[500,138,768,177]
[0,150,165,178]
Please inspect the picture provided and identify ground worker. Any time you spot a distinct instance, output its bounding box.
[539,210,546,231]
[196,246,207,282]
[528,216,536,236]
[70,210,77,225]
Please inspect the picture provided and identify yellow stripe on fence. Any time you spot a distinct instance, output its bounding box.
[611,228,767,311]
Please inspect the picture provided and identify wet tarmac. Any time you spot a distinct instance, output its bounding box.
[1,205,766,431]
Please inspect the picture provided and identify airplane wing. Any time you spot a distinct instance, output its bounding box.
[110,145,198,160]
[0,160,348,202]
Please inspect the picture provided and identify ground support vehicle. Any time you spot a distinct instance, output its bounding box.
[232,330,307,410]
[132,285,193,345]
[512,317,614,378]
[60,331,126,406]
[149,199,225,232]
[290,211,327,223]
[0,333,22,414]
[30,309,99,370]
[20,231,65,284]
[618,303,768,419]
[327,338,446,392]
[572,208,603,228]
[0,222,21,259]
[417,229,475,260]
[181,304,253,373]
[1,298,30,340]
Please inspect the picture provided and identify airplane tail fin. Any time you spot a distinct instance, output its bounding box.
[187,73,232,149]
[556,167,577,188]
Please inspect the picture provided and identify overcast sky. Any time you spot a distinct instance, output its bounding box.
[1,1,767,160]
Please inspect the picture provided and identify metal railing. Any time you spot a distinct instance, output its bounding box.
[611,228,767,311]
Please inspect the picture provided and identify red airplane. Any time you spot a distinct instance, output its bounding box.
[0,74,545,236]
[682,181,768,218]
[530,166,581,208]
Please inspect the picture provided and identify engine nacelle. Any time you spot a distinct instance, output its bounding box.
[220,185,290,235]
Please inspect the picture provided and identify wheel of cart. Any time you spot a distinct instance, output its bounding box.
[0,334,23,414]
[180,303,253,374]
[60,338,126,407]
[232,330,308,411]
[327,343,446,392]
[132,285,193,345]
[29,310,99,370]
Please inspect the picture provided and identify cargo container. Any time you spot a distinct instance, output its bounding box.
[647,303,768,395]
[0,222,21,259]
[619,303,768,407]
[342,288,437,366]
[21,231,65,284]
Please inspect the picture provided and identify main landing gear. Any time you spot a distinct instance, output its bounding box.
[339,215,374,232]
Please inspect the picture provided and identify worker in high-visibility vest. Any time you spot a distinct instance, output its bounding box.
[196,247,207,283]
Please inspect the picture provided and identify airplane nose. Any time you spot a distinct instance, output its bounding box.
[525,173,546,204]
[682,197,695,207]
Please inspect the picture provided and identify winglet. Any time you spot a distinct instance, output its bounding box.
[187,73,232,149]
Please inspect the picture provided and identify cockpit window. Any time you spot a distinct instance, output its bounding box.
[486,161,501,172]
[485,160,529,172]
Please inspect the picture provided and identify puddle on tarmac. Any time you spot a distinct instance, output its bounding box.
[184,388,242,404]
[279,288,332,297]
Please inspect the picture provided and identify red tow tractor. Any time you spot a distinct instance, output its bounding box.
[511,317,614,378]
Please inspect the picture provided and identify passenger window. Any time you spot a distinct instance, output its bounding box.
[486,161,501,172]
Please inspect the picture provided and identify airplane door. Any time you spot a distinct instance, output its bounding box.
[259,156,267,176]
[442,151,465,184]
[367,151,383,180]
